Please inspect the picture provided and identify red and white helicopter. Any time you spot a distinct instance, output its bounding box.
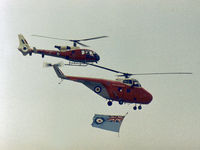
[18,34,107,65]
[45,62,192,110]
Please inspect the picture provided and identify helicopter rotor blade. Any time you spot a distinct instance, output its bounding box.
[89,64,192,78]
[89,64,123,74]
[32,34,68,41]
[76,41,89,47]
[78,36,108,41]
[131,72,192,76]
[32,35,108,47]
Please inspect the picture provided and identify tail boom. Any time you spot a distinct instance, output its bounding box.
[53,64,66,79]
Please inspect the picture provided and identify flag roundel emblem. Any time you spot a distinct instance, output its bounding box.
[94,86,102,93]
[95,117,105,124]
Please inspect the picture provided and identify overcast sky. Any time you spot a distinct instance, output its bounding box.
[1,0,200,150]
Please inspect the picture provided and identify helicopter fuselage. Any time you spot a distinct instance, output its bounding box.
[69,76,153,104]
[17,34,100,64]
[53,64,153,106]
[27,48,100,63]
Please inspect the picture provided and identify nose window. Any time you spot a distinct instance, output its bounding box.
[133,81,141,87]
[123,80,133,85]
[89,51,93,56]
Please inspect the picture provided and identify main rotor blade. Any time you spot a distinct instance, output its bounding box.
[32,35,108,42]
[76,41,89,47]
[79,36,108,41]
[32,34,108,47]
[89,64,192,77]
[132,72,192,75]
[89,64,123,74]
[32,34,68,41]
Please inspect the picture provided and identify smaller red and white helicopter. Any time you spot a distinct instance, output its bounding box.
[45,62,192,110]
[18,34,107,65]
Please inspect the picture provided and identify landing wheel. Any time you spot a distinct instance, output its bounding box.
[133,105,137,110]
[107,101,112,106]
[119,100,123,105]
[138,105,142,110]
[42,53,44,58]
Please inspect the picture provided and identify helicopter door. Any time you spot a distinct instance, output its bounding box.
[111,85,125,100]
[71,50,76,58]
[85,50,90,58]
[124,87,133,101]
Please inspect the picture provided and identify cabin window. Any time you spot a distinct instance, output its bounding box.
[123,80,133,85]
[133,81,141,87]
[81,50,85,55]
[86,50,89,54]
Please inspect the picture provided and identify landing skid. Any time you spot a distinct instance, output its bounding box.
[65,61,95,66]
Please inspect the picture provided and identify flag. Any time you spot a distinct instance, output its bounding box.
[91,114,125,132]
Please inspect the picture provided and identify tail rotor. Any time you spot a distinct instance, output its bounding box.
[43,62,64,68]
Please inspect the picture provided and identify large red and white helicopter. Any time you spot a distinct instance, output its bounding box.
[18,34,107,65]
[45,62,192,110]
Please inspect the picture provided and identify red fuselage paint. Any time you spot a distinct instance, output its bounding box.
[31,49,100,63]
[64,75,153,105]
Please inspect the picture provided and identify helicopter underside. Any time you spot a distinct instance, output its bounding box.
[65,60,96,66]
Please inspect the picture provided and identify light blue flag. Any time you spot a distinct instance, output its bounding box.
[91,114,125,132]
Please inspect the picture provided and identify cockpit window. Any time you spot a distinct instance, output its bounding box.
[89,51,93,56]
[121,79,141,87]
[123,80,133,85]
[133,81,141,87]
[85,50,89,55]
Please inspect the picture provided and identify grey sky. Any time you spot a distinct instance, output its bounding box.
[1,0,200,150]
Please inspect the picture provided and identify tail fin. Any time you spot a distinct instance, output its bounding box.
[53,64,66,79]
[18,34,31,56]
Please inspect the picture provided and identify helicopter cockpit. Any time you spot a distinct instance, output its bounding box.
[116,78,141,87]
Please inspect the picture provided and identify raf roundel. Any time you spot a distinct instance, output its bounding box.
[95,117,105,124]
[94,86,102,93]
